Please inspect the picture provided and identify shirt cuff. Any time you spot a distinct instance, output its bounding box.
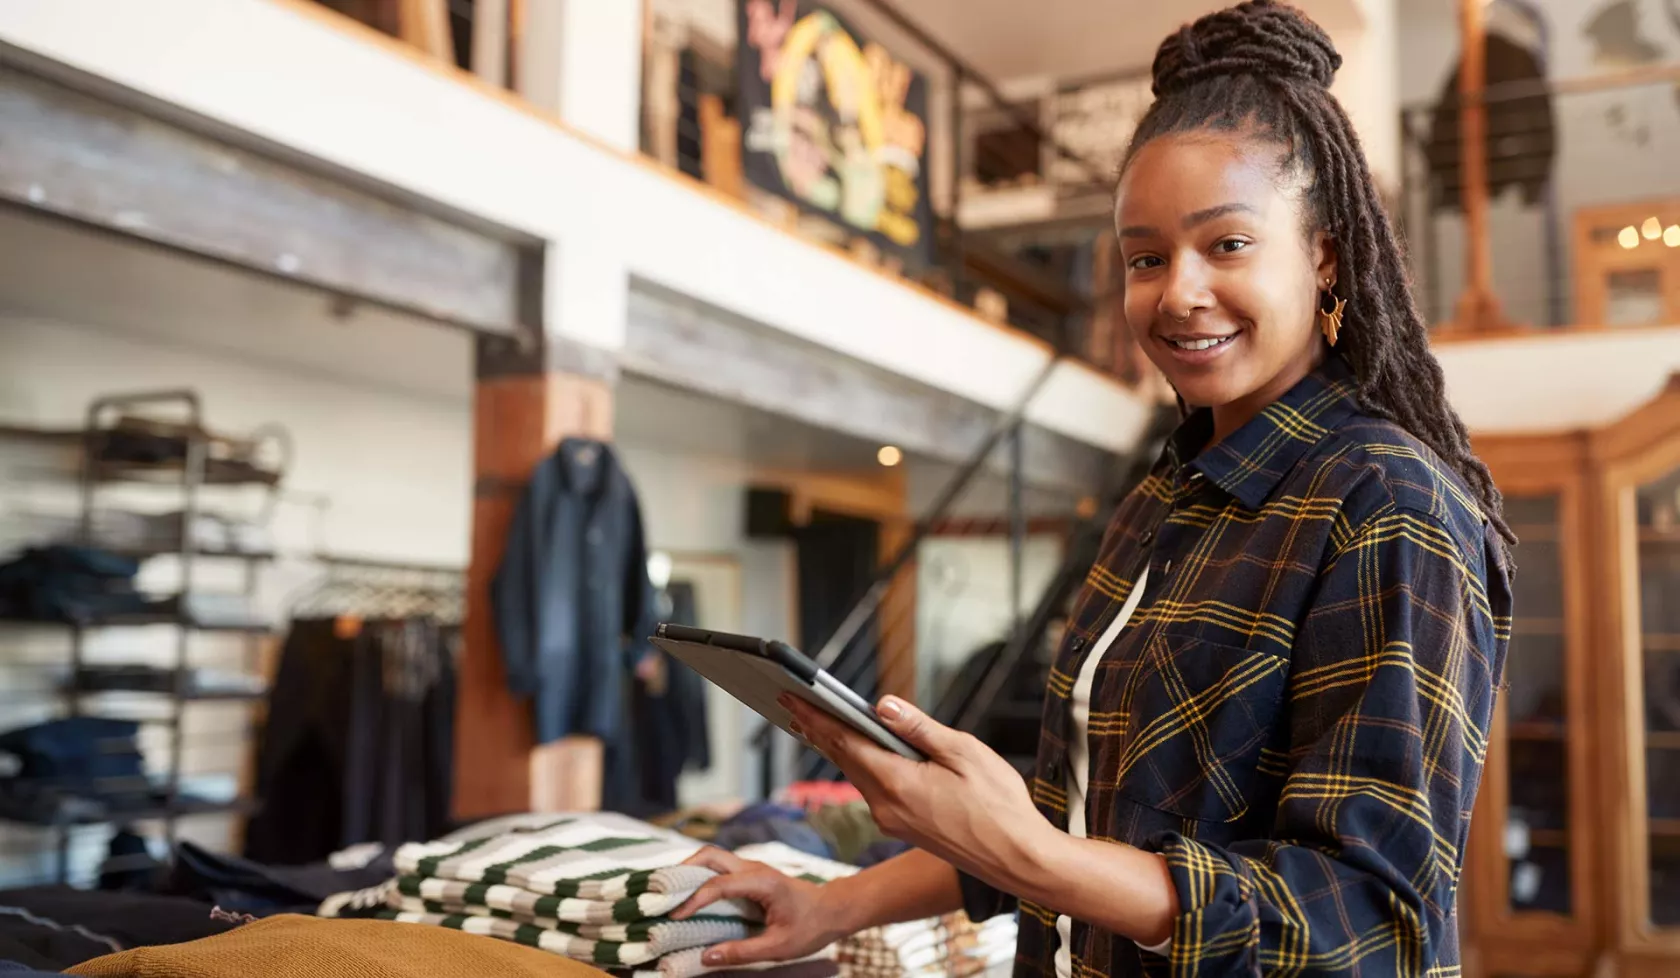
[1137,936,1172,956]
[957,869,1017,923]
[1144,831,1258,969]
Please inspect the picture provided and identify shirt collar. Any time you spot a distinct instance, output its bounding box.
[1168,355,1362,510]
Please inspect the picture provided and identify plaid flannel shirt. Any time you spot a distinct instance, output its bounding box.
[960,355,1512,977]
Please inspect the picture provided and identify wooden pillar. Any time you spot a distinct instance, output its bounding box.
[397,0,452,62]
[877,514,917,704]
[471,0,510,87]
[1452,0,1508,331]
[454,326,616,819]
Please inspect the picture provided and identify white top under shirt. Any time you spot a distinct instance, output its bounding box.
[1053,569,1166,978]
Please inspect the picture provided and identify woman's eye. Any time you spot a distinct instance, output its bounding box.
[1214,238,1250,254]
[1127,255,1164,270]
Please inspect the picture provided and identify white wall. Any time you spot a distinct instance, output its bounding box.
[1330,0,1402,193]
[615,445,791,805]
[915,535,1062,700]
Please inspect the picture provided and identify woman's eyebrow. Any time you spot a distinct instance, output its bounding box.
[1120,202,1259,239]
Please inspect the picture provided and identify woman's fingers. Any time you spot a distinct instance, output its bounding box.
[701,932,808,968]
[683,845,750,875]
[669,865,782,920]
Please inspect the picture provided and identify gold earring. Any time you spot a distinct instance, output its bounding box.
[1318,280,1346,347]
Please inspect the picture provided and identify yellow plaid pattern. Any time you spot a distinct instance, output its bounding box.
[958,356,1511,977]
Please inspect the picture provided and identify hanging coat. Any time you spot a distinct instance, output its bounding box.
[491,439,657,748]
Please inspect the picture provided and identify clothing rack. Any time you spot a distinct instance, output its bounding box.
[289,553,465,624]
[245,553,463,866]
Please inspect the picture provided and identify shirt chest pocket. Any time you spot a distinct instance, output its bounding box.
[1107,631,1289,824]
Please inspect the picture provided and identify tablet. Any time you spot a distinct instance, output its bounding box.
[650,623,926,762]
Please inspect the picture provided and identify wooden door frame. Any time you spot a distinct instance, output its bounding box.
[1588,376,1680,956]
[1468,431,1600,966]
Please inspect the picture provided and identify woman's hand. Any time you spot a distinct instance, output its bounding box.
[784,693,1054,893]
[669,847,854,967]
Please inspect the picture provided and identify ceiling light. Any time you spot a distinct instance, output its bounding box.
[1619,226,1641,249]
[877,445,903,467]
[1666,225,1680,248]
[1644,217,1664,240]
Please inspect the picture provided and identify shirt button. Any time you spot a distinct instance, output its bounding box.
[1163,559,1174,575]
[1045,757,1062,781]
[1139,529,1155,546]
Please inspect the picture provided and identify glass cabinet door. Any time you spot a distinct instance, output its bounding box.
[1636,465,1680,928]
[1500,493,1574,917]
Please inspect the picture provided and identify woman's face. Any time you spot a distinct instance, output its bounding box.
[1116,131,1337,435]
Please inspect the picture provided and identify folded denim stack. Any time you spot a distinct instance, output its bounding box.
[731,844,1017,978]
[320,813,782,978]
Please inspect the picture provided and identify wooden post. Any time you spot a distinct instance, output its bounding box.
[1452,0,1508,331]
[471,0,510,87]
[398,0,452,62]
[877,514,918,705]
[454,329,616,819]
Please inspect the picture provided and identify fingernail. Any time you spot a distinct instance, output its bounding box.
[878,697,903,720]
[788,721,803,736]
[703,950,723,965]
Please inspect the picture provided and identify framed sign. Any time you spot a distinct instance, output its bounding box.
[738,0,933,263]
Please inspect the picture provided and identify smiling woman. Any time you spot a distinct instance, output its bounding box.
[671,4,1516,977]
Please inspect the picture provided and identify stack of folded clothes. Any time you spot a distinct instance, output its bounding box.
[320,813,833,978]
[732,844,1016,978]
[836,917,1016,978]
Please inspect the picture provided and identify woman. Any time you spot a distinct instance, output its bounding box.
[673,3,1515,974]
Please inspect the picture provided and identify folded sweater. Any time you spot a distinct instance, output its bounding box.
[393,815,708,900]
[367,908,749,967]
[67,914,606,978]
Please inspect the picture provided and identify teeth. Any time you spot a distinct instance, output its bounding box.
[1172,336,1233,352]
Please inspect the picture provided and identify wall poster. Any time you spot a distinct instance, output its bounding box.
[737,0,933,264]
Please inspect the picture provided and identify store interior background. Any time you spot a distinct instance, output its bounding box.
[0,0,1677,974]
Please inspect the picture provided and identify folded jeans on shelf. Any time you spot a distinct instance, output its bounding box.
[0,547,148,623]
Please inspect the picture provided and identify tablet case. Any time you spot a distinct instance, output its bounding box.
[650,623,925,761]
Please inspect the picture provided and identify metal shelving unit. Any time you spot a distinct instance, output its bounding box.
[15,390,292,884]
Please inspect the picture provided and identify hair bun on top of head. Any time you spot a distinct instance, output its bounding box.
[1151,0,1342,97]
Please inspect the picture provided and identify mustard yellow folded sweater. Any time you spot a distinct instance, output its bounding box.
[69,914,611,978]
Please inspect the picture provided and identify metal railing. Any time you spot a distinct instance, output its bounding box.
[748,356,1066,785]
[748,372,1170,789]
[1398,66,1680,330]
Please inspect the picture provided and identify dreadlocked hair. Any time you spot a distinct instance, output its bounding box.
[1123,0,1516,553]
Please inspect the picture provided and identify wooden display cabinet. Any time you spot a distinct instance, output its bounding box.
[1466,431,1600,978]
[1591,376,1680,977]
[1464,377,1680,977]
